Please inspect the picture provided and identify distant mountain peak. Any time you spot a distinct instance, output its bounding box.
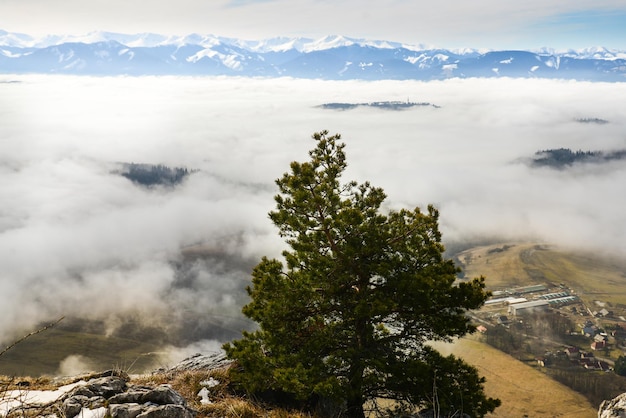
[0,29,624,81]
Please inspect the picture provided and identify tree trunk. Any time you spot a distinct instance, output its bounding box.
[345,295,369,418]
[345,394,366,418]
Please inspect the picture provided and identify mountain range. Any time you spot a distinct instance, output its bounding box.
[1,30,625,81]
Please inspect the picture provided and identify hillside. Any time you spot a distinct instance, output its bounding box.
[453,242,626,411]
[432,337,597,417]
[0,327,164,376]
[456,243,626,308]
[3,242,626,416]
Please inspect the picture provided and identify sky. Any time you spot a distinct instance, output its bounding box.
[1,75,626,371]
[1,0,626,50]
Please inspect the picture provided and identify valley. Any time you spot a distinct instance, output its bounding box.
[2,241,626,416]
[449,243,626,413]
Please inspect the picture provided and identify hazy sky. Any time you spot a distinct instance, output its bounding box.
[1,0,626,49]
[1,75,626,364]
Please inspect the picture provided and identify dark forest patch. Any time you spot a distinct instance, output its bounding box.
[115,163,195,188]
[530,148,626,169]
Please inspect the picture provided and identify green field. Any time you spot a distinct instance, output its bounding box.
[0,327,164,376]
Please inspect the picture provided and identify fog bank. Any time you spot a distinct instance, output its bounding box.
[1,75,625,365]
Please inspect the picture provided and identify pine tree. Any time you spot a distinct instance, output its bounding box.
[615,355,626,376]
[223,131,500,417]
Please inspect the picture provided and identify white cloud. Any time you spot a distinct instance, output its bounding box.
[1,74,626,355]
[57,354,93,376]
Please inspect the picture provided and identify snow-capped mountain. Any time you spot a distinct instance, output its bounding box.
[1,30,625,81]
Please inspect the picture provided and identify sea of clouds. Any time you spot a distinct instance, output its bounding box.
[1,75,625,366]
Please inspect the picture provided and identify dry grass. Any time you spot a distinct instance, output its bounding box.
[0,375,56,392]
[432,337,597,418]
[1,368,315,418]
[457,243,536,288]
[458,242,626,307]
[132,367,316,418]
[198,397,313,418]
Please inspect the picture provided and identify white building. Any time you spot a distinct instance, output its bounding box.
[508,300,550,316]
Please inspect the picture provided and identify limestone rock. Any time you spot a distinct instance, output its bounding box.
[109,403,145,418]
[142,385,187,405]
[108,387,151,404]
[108,384,186,406]
[599,392,626,418]
[85,376,128,397]
[3,368,196,418]
[63,395,89,418]
[137,404,196,418]
[58,373,195,418]
[157,350,232,373]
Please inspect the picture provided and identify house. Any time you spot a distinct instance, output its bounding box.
[536,357,550,367]
[591,340,606,350]
[580,357,594,366]
[598,361,611,372]
[581,322,598,337]
[565,346,579,359]
[476,325,487,333]
[580,352,595,363]
[585,360,611,371]
[612,325,626,339]
[496,315,509,325]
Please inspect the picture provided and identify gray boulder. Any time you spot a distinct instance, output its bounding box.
[58,374,195,418]
[4,367,197,418]
[599,392,626,417]
[141,385,186,405]
[85,376,128,397]
[109,403,145,418]
[137,404,196,418]
[108,387,151,404]
[62,395,90,418]
[108,384,186,406]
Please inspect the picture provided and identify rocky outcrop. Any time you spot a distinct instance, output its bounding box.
[3,370,196,418]
[155,351,232,373]
[599,392,626,418]
[2,353,233,417]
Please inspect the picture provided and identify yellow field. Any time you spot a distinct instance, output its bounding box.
[457,242,626,307]
[432,337,597,417]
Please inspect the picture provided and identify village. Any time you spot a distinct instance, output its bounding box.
[473,283,626,374]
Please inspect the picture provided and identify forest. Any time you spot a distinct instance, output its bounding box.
[531,148,626,168]
[117,163,193,187]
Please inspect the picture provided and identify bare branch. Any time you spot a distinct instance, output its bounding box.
[0,317,65,358]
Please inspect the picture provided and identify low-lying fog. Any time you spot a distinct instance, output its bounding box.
[1,75,625,368]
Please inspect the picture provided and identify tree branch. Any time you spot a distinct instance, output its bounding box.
[0,317,65,358]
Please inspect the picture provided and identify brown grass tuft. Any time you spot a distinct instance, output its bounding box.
[131,368,317,418]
